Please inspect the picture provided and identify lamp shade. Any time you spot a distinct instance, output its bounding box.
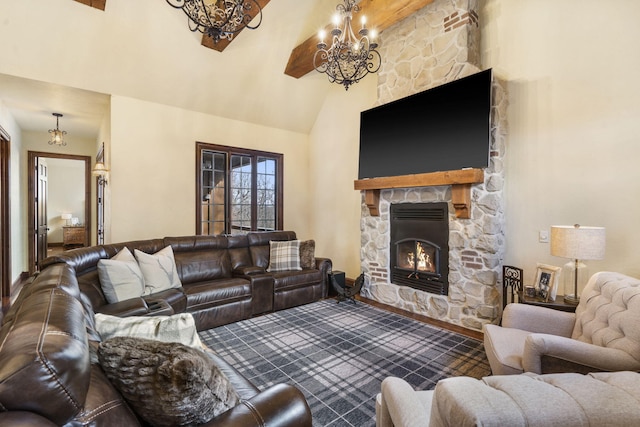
[61,213,73,220]
[550,225,606,260]
[92,162,108,176]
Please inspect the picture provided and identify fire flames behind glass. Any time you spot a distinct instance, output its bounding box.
[398,241,435,273]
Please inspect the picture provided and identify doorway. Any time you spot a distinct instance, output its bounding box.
[27,151,91,274]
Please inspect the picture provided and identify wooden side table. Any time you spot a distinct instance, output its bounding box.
[63,226,86,249]
[517,290,577,313]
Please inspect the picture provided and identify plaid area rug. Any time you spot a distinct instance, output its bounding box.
[199,299,491,427]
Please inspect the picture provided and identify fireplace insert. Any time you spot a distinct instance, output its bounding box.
[390,203,449,295]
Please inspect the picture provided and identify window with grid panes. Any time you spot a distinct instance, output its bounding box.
[196,143,283,235]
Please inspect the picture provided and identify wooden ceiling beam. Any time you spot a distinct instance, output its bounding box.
[202,0,271,52]
[74,0,106,11]
[284,0,435,79]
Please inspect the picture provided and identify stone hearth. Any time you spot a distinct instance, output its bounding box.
[358,0,507,331]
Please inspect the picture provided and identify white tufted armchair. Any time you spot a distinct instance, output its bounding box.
[483,271,640,375]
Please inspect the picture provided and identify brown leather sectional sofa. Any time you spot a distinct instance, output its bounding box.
[41,230,332,330]
[0,230,329,426]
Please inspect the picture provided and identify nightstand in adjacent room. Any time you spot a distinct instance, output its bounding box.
[63,226,86,249]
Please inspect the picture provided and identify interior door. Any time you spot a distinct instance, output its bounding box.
[0,126,10,313]
[27,151,92,275]
[35,157,49,270]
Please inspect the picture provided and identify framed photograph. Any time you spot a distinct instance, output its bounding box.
[535,263,561,302]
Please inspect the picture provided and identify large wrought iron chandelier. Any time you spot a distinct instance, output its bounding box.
[48,113,67,147]
[166,0,263,44]
[313,0,381,90]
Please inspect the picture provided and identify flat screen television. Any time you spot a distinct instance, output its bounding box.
[358,69,492,180]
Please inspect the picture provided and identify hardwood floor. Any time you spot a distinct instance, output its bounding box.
[352,295,484,341]
[47,244,65,257]
[338,275,484,340]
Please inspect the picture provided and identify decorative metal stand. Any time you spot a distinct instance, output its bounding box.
[503,265,523,307]
[332,273,364,304]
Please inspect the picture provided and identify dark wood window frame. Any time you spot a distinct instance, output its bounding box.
[196,142,283,235]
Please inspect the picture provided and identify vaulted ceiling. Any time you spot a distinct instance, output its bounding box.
[74,0,434,64]
[0,0,433,139]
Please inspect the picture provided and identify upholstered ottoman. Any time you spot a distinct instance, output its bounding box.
[376,371,640,427]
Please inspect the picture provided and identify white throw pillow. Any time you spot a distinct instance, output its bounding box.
[267,240,302,272]
[134,246,182,295]
[94,312,203,349]
[97,247,145,303]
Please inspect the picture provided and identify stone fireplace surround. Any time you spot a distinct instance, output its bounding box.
[357,0,507,331]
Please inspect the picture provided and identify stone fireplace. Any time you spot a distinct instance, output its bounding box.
[358,0,507,331]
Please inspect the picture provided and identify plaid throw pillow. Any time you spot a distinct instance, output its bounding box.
[267,240,302,272]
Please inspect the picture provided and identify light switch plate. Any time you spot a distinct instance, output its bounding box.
[539,230,549,243]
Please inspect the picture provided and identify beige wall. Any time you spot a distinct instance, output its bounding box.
[481,0,640,283]
[309,81,378,277]
[0,103,24,284]
[108,96,311,243]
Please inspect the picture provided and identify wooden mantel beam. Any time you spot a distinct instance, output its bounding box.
[284,0,435,79]
[202,0,271,52]
[354,169,484,219]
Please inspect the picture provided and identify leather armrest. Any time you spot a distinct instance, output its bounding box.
[233,266,266,276]
[244,273,274,315]
[95,298,148,317]
[315,257,332,298]
[96,298,176,317]
[203,383,312,427]
[0,412,59,426]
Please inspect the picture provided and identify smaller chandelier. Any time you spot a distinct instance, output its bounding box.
[314,0,381,90]
[166,0,263,44]
[48,113,67,147]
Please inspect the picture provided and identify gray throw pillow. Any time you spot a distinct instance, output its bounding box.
[97,247,145,303]
[98,337,239,426]
[134,246,183,295]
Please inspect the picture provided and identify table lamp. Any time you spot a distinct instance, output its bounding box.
[550,224,605,305]
[61,213,72,226]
